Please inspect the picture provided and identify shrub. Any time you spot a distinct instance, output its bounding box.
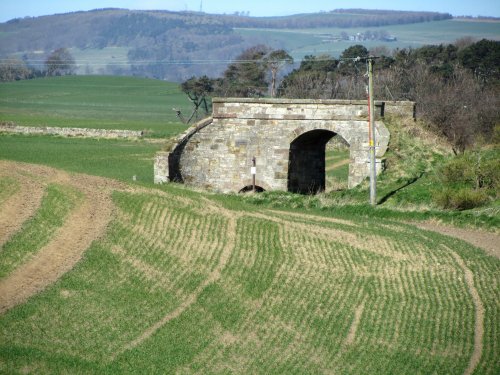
[433,187,489,210]
[480,158,500,190]
[432,150,499,210]
[437,151,500,189]
[438,155,474,186]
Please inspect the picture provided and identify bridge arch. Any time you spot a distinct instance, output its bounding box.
[154,98,415,193]
[289,129,342,193]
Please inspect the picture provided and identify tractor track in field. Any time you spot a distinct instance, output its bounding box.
[113,199,239,360]
[445,246,484,375]
[415,222,500,259]
[0,161,127,314]
[0,164,45,247]
[345,300,366,346]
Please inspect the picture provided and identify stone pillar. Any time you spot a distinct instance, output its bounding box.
[154,152,170,184]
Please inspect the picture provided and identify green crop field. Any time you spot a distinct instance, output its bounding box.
[0,76,192,137]
[0,158,498,374]
[0,75,499,374]
[237,19,500,59]
[70,47,131,75]
[0,134,162,183]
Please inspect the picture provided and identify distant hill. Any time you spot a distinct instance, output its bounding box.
[0,8,492,82]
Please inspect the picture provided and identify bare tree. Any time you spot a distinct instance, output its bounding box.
[410,63,497,152]
[264,49,293,97]
[0,58,31,82]
[45,48,76,76]
[180,75,214,124]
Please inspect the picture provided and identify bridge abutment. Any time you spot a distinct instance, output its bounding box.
[154,98,414,193]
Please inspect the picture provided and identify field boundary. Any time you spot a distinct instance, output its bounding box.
[0,123,143,139]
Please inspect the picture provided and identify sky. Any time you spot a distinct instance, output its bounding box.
[1,0,499,23]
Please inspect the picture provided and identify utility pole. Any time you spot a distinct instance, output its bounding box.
[367,57,377,206]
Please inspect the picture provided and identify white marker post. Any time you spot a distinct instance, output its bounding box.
[251,157,256,192]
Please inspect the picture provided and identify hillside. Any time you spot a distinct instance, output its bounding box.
[0,159,499,374]
[3,8,494,81]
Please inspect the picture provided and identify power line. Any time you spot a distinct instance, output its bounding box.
[0,56,373,67]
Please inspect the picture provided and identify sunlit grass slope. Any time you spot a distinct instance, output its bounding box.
[0,176,498,374]
[0,134,161,183]
[0,75,191,137]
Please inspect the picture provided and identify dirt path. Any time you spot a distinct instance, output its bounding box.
[415,222,499,259]
[0,163,46,246]
[0,161,126,314]
[326,159,349,172]
[446,247,484,375]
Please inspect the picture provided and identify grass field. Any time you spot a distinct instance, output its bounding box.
[0,134,162,183]
[0,76,191,137]
[0,159,498,374]
[326,149,350,191]
[237,19,500,59]
[70,47,131,75]
[0,75,499,373]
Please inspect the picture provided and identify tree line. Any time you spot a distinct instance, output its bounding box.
[0,48,75,81]
[181,39,499,153]
[218,9,451,29]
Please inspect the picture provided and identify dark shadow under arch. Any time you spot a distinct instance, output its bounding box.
[239,185,266,193]
[288,129,339,194]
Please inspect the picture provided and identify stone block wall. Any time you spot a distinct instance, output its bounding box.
[154,98,415,193]
[0,123,143,139]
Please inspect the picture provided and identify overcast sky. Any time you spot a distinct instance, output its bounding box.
[1,0,499,22]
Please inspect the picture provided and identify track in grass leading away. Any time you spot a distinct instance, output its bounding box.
[0,161,128,313]
[0,161,498,374]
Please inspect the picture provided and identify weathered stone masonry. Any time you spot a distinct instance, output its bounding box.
[0,123,143,139]
[154,98,415,193]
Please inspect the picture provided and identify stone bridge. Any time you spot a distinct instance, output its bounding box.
[154,98,415,193]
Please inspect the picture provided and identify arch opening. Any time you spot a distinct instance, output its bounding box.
[239,185,266,193]
[325,134,350,192]
[288,129,341,194]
